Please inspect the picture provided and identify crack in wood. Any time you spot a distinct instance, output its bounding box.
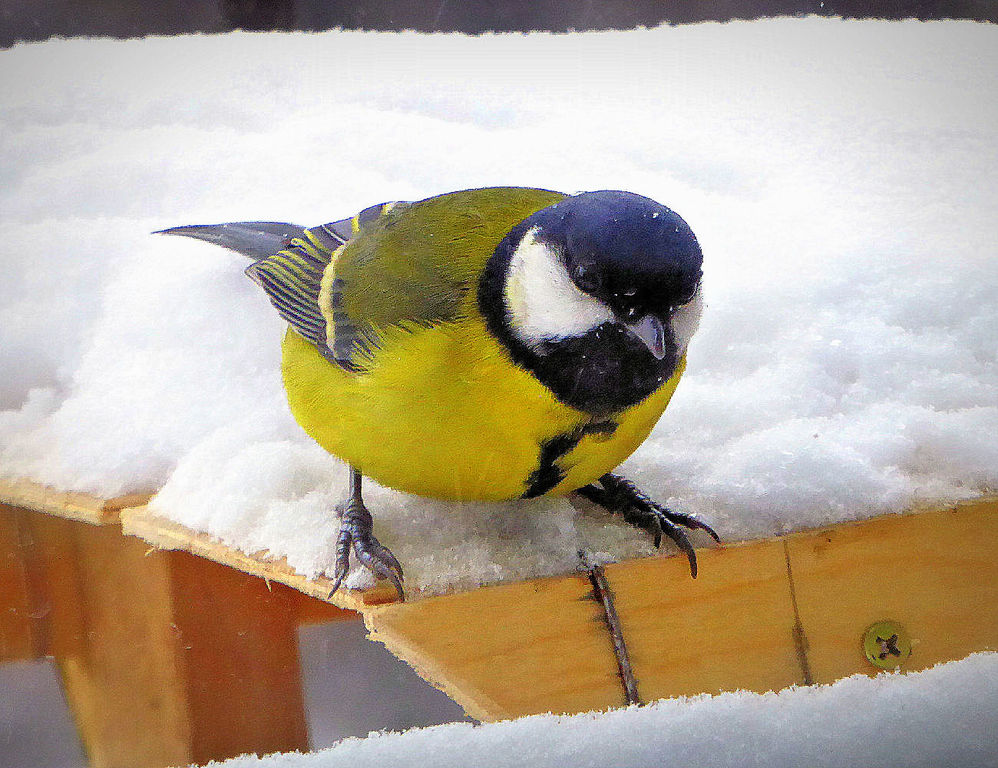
[783,540,813,686]
[579,549,640,706]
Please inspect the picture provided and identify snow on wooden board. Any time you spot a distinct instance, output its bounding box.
[1,20,996,595]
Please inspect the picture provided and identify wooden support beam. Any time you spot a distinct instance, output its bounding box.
[0,505,94,664]
[0,506,45,661]
[0,504,352,768]
[164,550,311,766]
[51,512,197,768]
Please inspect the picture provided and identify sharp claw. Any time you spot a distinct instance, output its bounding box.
[354,544,405,600]
[662,524,697,578]
[581,473,716,579]
[642,496,720,548]
[659,505,720,543]
[381,547,404,581]
[326,576,344,600]
[650,515,664,548]
[326,526,352,600]
[349,530,406,601]
[385,568,405,602]
[327,542,351,599]
[700,521,721,543]
[327,494,406,601]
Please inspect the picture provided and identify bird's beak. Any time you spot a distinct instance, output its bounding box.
[625,314,666,359]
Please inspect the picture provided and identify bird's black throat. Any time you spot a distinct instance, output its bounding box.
[478,226,680,416]
[529,323,678,414]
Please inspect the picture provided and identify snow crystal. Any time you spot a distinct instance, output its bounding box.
[1,19,996,593]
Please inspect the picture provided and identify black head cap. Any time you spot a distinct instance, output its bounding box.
[528,190,703,320]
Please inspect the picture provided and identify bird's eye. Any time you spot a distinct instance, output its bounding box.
[572,262,601,293]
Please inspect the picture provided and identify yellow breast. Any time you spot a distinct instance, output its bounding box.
[280,322,684,501]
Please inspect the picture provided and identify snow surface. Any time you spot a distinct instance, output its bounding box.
[1,20,997,593]
[204,653,998,768]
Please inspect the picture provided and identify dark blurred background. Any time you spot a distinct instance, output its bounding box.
[2,0,996,48]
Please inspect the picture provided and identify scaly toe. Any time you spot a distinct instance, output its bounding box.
[326,501,405,601]
[352,534,405,601]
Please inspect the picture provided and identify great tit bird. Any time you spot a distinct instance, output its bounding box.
[160,187,717,599]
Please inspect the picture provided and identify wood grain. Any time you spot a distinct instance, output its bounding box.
[367,540,807,721]
[366,570,622,721]
[166,550,310,766]
[7,476,997,729]
[0,505,45,661]
[605,539,807,701]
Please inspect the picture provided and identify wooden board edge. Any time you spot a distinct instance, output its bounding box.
[10,473,995,622]
[118,506,397,613]
[363,612,502,722]
[361,568,609,722]
[0,478,151,525]
[118,492,998,617]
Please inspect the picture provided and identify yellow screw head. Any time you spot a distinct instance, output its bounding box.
[862,620,912,670]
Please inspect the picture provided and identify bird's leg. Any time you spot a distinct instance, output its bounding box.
[574,472,719,578]
[328,466,404,601]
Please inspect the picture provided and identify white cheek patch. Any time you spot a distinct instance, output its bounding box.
[671,285,704,355]
[504,227,613,348]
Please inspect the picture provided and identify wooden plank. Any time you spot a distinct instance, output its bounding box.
[366,541,805,722]
[120,505,399,612]
[786,497,998,685]
[606,539,806,701]
[0,479,391,612]
[367,497,997,722]
[0,478,151,525]
[366,570,623,721]
[9,474,997,727]
[0,504,95,663]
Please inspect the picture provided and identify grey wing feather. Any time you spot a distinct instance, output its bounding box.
[155,221,311,261]
[157,203,404,373]
[158,220,342,362]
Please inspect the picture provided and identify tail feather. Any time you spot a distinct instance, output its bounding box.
[154,221,308,261]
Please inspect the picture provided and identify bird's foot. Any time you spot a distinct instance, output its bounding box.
[327,496,404,601]
[575,472,718,578]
